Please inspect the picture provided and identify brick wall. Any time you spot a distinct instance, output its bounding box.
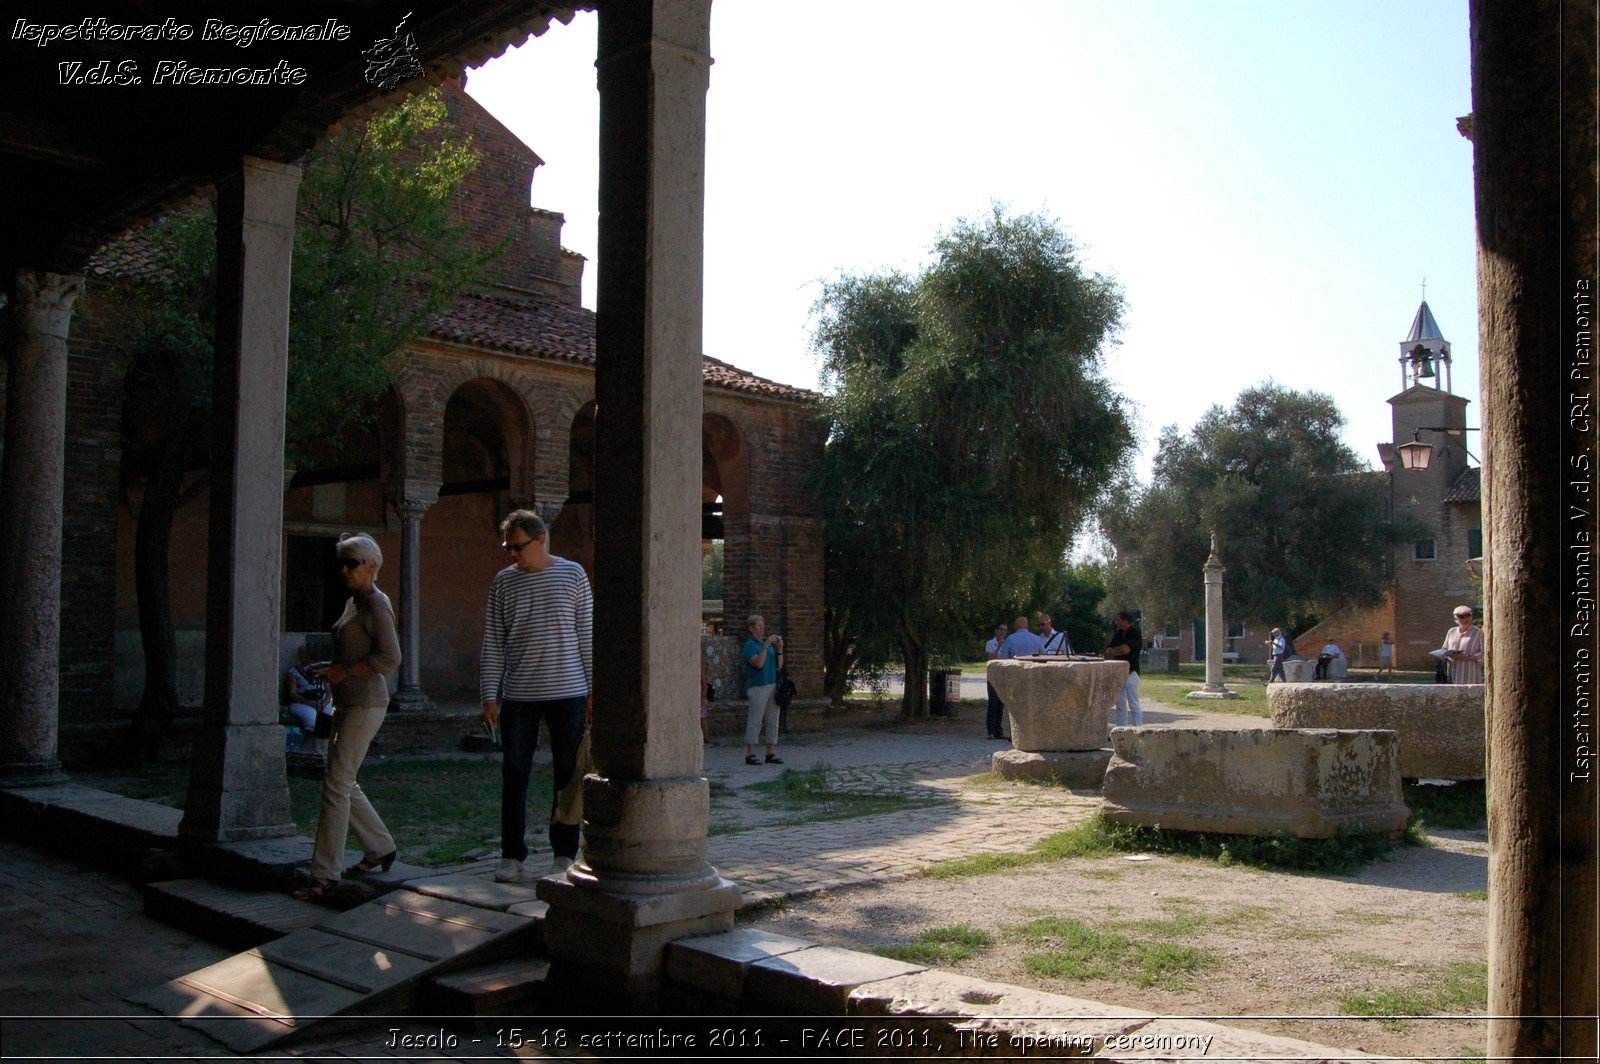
[59,290,131,723]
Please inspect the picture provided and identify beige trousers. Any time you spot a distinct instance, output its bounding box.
[311,703,395,880]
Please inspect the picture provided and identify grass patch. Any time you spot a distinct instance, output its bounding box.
[1010,916,1220,988]
[1135,664,1272,717]
[1342,951,1400,970]
[1338,960,1488,1028]
[90,755,546,867]
[920,813,1410,880]
[742,765,944,826]
[1113,901,1273,940]
[882,924,995,965]
[1336,907,1412,926]
[1404,780,1487,831]
[1453,889,1489,901]
[1080,867,1126,881]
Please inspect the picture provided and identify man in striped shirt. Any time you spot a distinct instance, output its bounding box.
[480,510,594,883]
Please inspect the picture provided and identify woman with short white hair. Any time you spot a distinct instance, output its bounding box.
[295,532,402,901]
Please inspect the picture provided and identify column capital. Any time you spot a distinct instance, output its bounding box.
[14,270,85,337]
[391,494,435,521]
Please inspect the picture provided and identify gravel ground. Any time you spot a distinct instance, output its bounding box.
[732,696,1489,1061]
[741,825,1489,1060]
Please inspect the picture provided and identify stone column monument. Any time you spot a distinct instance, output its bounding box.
[0,270,83,786]
[1187,531,1240,700]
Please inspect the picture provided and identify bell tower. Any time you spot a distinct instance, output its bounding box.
[1385,300,1470,489]
[1379,298,1478,668]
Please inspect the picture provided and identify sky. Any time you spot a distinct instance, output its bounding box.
[464,0,1478,480]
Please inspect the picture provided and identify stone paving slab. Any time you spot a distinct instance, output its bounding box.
[746,945,926,1013]
[405,872,542,911]
[667,928,816,998]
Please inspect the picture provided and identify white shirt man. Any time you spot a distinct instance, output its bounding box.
[1037,614,1072,655]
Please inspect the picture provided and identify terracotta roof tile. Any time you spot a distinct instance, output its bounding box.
[432,290,816,402]
[88,226,816,404]
[1443,466,1481,503]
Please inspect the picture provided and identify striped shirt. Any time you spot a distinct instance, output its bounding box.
[479,558,593,703]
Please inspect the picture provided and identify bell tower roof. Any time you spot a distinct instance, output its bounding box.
[1405,301,1447,345]
[1398,299,1453,392]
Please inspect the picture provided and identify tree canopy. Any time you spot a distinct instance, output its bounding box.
[815,207,1132,715]
[1101,383,1396,636]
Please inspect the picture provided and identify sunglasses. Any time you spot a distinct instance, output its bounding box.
[503,539,536,554]
[338,557,365,571]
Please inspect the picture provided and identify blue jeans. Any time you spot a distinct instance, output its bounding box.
[500,696,587,862]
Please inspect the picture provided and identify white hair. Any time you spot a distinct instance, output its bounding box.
[337,532,383,571]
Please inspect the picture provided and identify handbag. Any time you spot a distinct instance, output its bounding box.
[774,668,797,710]
[1434,658,1450,684]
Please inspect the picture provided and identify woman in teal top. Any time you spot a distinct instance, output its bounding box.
[743,614,783,766]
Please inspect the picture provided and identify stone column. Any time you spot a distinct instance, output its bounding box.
[390,491,437,713]
[538,0,739,1001]
[180,157,301,843]
[0,270,83,786]
[1471,1,1597,1057]
[1188,533,1238,700]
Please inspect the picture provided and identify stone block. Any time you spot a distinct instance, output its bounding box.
[745,946,925,1013]
[1142,647,1180,673]
[1101,727,1409,839]
[1282,658,1316,682]
[986,660,1127,752]
[990,748,1111,788]
[1269,682,1485,780]
[667,928,815,998]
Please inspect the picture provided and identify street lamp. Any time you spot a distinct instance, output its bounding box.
[1396,426,1481,471]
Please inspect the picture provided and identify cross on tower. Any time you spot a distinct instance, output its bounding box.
[1420,277,1427,301]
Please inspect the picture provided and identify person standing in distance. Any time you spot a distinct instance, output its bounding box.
[480,510,593,883]
[1000,615,1046,659]
[1267,627,1288,684]
[984,622,1010,740]
[744,615,783,766]
[1105,610,1143,726]
[1037,613,1072,655]
[1442,607,1486,684]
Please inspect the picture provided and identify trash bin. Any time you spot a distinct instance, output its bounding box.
[928,669,962,716]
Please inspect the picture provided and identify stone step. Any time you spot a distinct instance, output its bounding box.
[127,886,539,1052]
[142,878,327,951]
[422,956,552,1017]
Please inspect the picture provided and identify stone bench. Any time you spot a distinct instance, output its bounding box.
[1268,682,1485,780]
[987,658,1127,752]
[1101,727,1409,839]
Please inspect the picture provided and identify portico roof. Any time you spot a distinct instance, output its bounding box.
[0,0,587,271]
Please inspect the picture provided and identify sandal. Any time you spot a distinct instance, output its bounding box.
[765,754,784,765]
[745,754,761,766]
[344,851,397,877]
[292,877,336,902]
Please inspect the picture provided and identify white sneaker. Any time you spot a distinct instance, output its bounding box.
[550,855,574,876]
[493,858,524,883]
